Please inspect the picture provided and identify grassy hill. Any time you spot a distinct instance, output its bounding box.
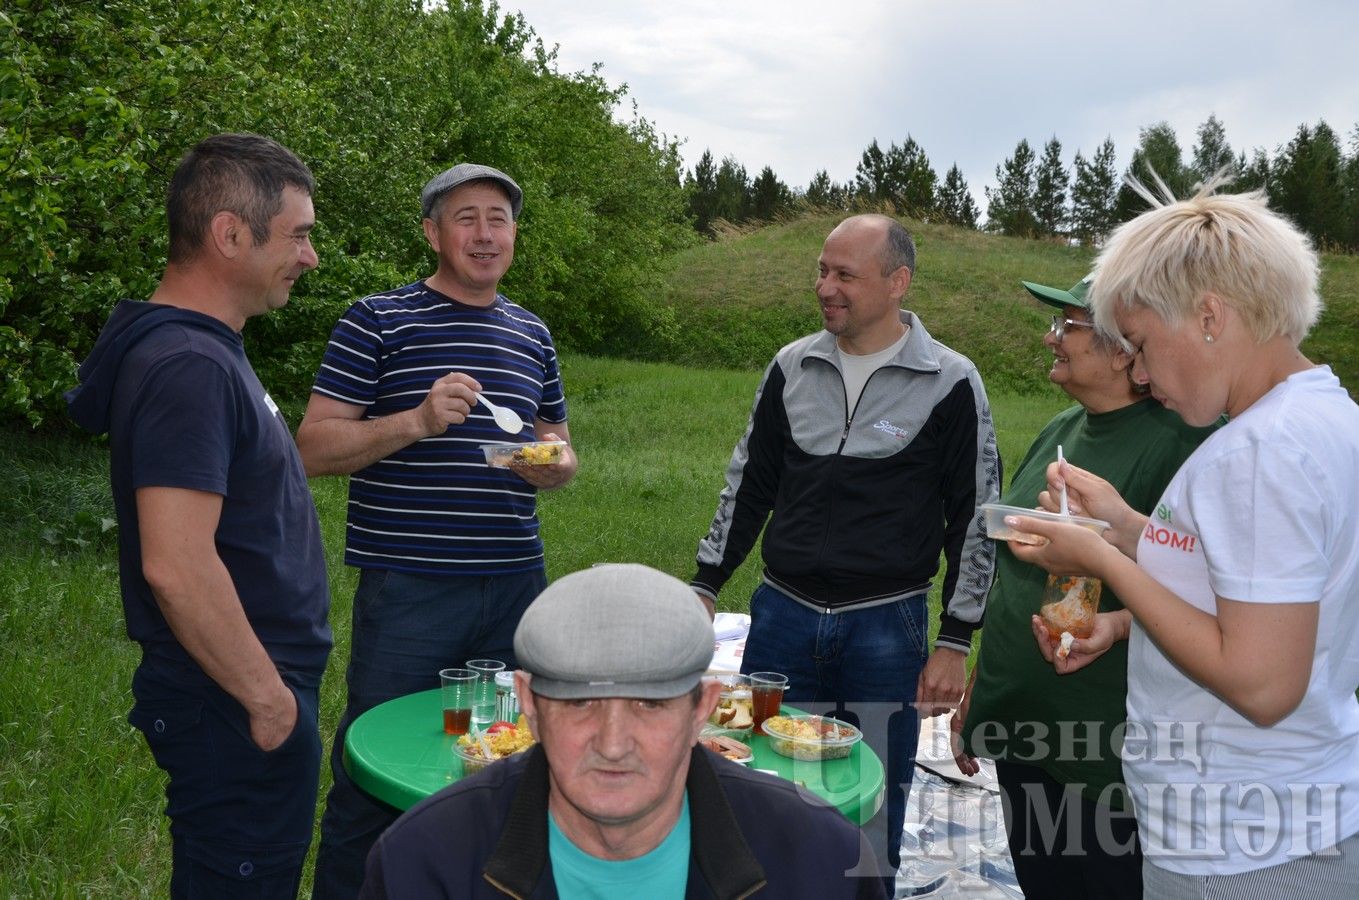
[647,213,1359,395]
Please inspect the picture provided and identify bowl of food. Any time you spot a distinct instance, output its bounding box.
[978,503,1109,545]
[707,674,754,734]
[698,726,754,764]
[481,440,566,468]
[762,714,861,761]
[453,717,536,775]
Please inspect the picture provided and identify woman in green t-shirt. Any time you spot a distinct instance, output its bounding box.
[952,275,1214,900]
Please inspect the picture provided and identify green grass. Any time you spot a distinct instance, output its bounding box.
[0,355,1070,896]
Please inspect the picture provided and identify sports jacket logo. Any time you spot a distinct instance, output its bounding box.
[873,419,911,440]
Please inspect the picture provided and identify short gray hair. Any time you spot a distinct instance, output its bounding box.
[882,219,917,277]
[1089,170,1321,346]
[166,133,314,263]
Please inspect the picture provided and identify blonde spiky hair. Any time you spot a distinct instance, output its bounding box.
[1088,168,1321,347]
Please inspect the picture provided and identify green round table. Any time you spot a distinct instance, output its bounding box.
[344,689,886,825]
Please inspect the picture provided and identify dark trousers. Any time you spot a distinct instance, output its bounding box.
[995,759,1142,900]
[312,568,545,899]
[129,655,323,899]
[741,582,929,894]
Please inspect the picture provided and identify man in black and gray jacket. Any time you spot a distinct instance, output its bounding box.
[692,213,1001,888]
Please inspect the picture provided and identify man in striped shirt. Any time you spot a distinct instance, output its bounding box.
[298,163,578,898]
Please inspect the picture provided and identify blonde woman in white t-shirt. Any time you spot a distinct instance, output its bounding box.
[1005,175,1359,899]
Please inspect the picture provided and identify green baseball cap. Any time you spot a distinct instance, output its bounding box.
[1021,274,1093,310]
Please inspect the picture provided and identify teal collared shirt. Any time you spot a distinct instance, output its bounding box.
[548,794,690,899]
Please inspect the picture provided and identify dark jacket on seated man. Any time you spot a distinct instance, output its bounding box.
[359,744,886,899]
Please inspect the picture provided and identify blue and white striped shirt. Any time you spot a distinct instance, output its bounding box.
[312,281,567,575]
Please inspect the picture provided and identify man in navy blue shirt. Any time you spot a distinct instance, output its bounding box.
[65,133,331,898]
[298,163,578,898]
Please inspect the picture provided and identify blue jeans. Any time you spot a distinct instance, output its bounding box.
[130,655,322,899]
[742,582,929,879]
[312,568,546,899]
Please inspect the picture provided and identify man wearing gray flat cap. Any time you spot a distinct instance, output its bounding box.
[357,564,888,900]
[303,163,577,897]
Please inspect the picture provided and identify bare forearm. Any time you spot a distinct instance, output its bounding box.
[297,408,430,476]
[1108,511,1149,560]
[137,486,298,750]
[145,555,287,712]
[1096,547,1311,724]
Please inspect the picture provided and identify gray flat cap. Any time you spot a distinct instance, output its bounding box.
[514,564,715,701]
[420,163,523,220]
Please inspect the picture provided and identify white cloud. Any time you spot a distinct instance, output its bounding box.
[507,0,1359,210]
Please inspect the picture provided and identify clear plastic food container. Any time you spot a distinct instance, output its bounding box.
[762,714,862,761]
[481,440,566,468]
[978,503,1109,545]
[698,724,754,763]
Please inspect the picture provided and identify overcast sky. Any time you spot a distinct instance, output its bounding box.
[504,1,1359,211]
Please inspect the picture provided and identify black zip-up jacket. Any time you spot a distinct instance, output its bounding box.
[693,312,1000,652]
[358,745,887,899]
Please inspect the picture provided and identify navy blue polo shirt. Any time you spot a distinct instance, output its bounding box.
[95,302,331,673]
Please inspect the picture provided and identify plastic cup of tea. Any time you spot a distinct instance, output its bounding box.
[749,672,789,735]
[1038,574,1103,646]
[439,668,477,735]
[466,659,506,726]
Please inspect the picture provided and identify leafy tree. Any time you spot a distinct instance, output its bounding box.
[1271,121,1348,249]
[854,139,891,203]
[0,0,697,426]
[1115,122,1192,221]
[749,166,792,221]
[1,0,312,426]
[884,136,938,216]
[1190,114,1235,184]
[803,170,850,210]
[935,164,979,229]
[1344,125,1359,250]
[1032,137,1068,237]
[1069,137,1119,246]
[713,156,750,223]
[985,138,1038,237]
[852,136,936,215]
[685,149,719,234]
[1235,147,1272,194]
[804,169,834,207]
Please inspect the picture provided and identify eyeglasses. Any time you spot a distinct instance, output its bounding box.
[1049,316,1096,341]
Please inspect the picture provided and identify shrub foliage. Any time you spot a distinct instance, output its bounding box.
[0,0,697,426]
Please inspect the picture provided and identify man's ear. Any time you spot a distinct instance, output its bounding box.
[890,265,912,301]
[421,216,439,254]
[514,671,538,738]
[693,679,722,735]
[208,211,248,260]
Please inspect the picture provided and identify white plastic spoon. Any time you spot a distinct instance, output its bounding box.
[471,723,495,760]
[1056,444,1069,516]
[476,392,525,434]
